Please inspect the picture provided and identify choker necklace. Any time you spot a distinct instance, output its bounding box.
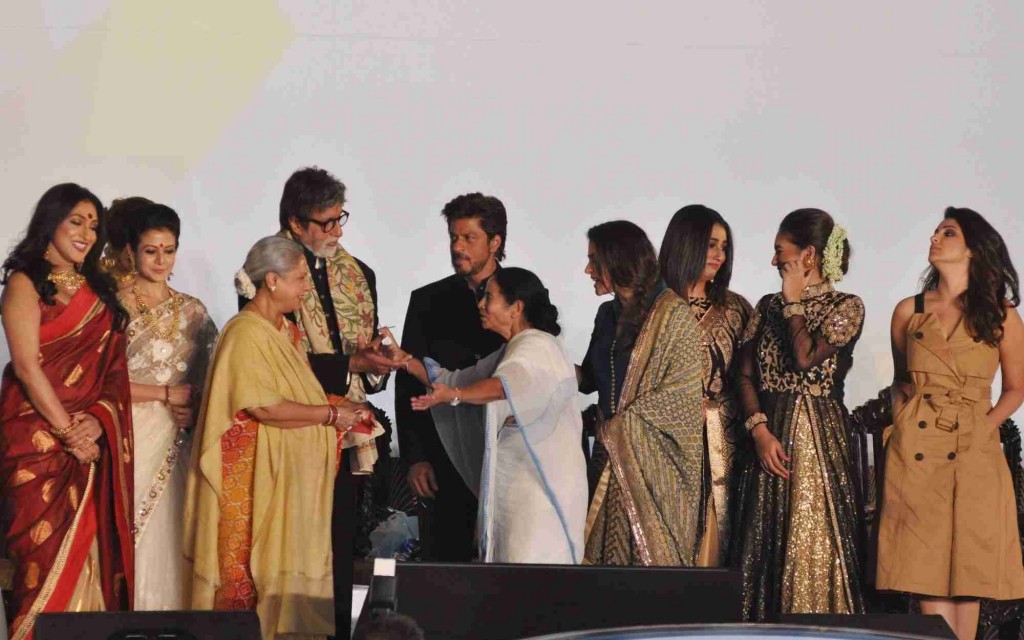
[133,284,181,341]
[48,268,86,292]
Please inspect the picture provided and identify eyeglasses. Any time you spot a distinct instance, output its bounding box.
[305,210,350,233]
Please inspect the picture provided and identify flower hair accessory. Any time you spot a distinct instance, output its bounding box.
[235,268,257,299]
[821,224,847,283]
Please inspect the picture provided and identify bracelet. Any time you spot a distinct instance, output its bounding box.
[51,418,76,439]
[744,412,768,432]
[164,385,170,404]
[782,303,805,319]
[326,404,338,426]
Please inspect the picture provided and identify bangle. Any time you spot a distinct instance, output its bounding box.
[51,418,76,439]
[326,404,338,426]
[744,412,768,432]
[782,303,805,319]
[164,385,170,403]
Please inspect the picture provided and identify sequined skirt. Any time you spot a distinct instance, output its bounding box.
[730,391,865,620]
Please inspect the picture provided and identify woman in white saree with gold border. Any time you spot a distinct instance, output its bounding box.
[116,205,218,610]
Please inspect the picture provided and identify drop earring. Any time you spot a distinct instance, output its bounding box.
[128,254,138,276]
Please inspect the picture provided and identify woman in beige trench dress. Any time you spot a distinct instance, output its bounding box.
[878,207,1024,640]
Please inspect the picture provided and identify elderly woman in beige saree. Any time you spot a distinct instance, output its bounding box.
[579,221,705,566]
[183,237,371,640]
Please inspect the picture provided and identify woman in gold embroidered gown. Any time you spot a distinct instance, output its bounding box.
[115,204,218,610]
[659,205,752,567]
[183,236,369,640]
[578,220,705,566]
[731,208,865,620]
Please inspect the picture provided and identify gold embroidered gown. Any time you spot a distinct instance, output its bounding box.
[689,291,752,567]
[731,282,866,620]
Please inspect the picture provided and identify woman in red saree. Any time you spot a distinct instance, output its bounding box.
[0,184,134,640]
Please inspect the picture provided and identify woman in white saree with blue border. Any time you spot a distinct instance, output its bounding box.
[391,268,587,564]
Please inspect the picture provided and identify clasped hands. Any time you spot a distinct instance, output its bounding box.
[53,413,103,465]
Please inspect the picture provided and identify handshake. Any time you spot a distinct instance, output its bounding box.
[349,327,412,376]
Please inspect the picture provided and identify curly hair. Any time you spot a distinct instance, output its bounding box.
[587,220,660,349]
[922,207,1021,346]
[441,193,507,262]
[1,183,127,329]
[659,204,734,306]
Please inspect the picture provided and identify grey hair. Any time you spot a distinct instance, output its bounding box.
[237,236,305,294]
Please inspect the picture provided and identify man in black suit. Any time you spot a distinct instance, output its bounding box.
[244,167,400,637]
[395,193,508,561]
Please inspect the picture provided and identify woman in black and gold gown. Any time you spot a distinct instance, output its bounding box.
[731,208,866,620]
[659,205,751,567]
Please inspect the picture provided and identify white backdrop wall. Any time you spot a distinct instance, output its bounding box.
[3,2,1022,432]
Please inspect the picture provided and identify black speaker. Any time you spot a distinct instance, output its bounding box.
[780,613,956,640]
[380,562,743,640]
[35,610,261,640]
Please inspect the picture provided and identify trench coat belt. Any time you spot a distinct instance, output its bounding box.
[910,384,990,433]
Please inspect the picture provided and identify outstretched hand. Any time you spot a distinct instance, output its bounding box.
[378,327,412,366]
[411,382,454,411]
[350,334,406,375]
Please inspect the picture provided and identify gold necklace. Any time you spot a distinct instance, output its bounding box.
[47,268,86,291]
[133,284,181,341]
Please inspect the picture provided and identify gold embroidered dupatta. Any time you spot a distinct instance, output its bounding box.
[583,290,704,566]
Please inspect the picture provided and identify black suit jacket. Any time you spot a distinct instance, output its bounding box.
[395,274,505,466]
[237,255,386,398]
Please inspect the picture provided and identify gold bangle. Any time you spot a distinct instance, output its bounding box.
[745,412,768,432]
[51,418,76,438]
[782,303,805,319]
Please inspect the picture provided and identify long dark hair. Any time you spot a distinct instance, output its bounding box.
[587,220,660,348]
[778,208,852,278]
[922,207,1020,346]
[1,184,127,329]
[659,204,733,306]
[492,267,561,336]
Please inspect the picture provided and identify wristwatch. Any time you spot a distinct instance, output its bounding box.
[449,389,462,407]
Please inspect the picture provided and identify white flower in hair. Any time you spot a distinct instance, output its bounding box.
[235,268,257,299]
[822,224,848,283]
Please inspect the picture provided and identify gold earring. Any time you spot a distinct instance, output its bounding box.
[128,254,138,276]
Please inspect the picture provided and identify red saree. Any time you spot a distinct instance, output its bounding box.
[0,285,134,640]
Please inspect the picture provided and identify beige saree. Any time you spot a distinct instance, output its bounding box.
[583,290,705,566]
[183,311,337,640]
